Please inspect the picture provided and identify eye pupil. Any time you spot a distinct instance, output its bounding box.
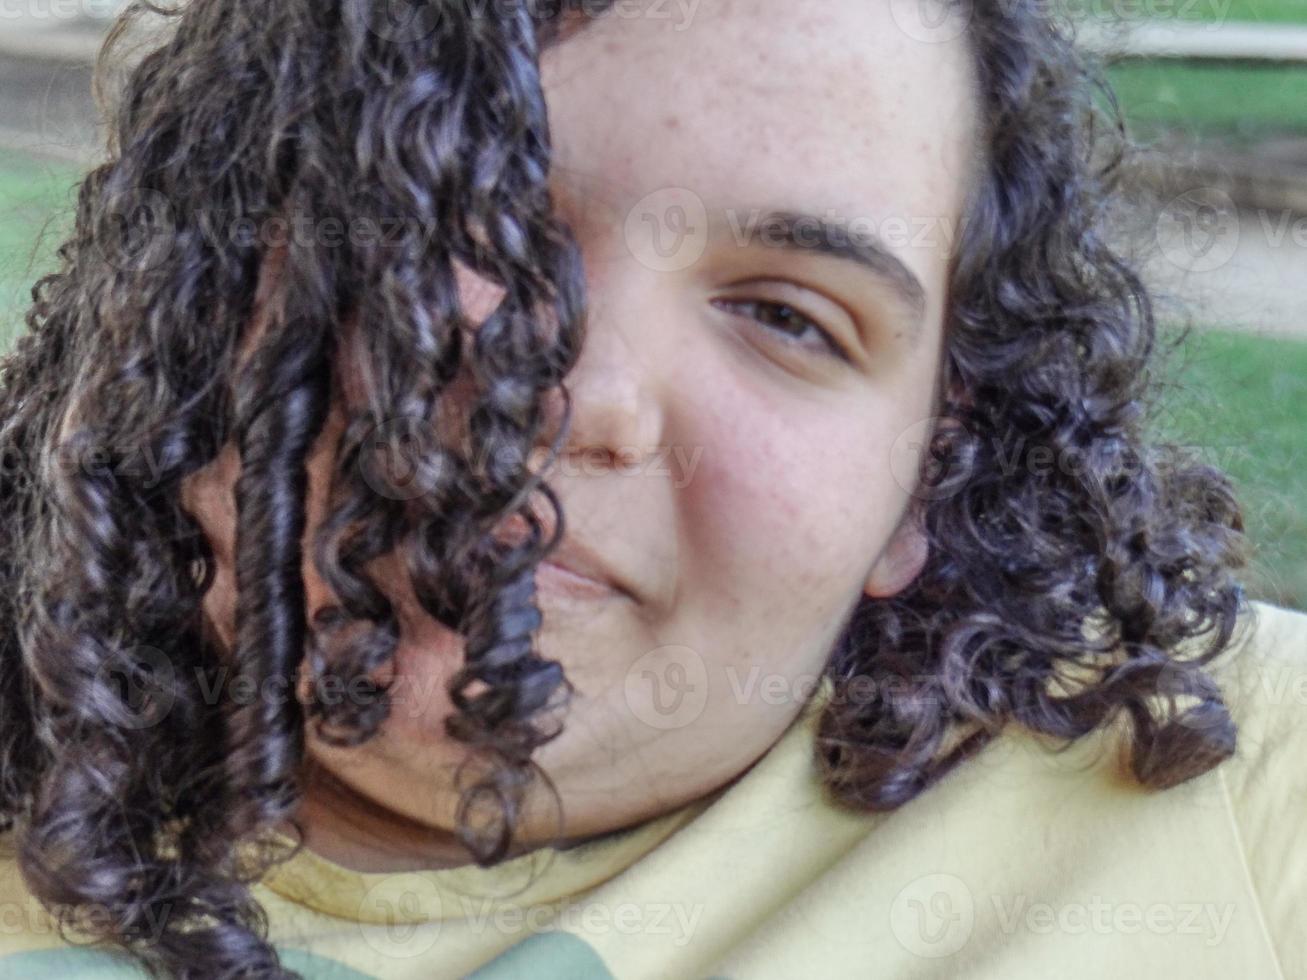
[762,303,802,333]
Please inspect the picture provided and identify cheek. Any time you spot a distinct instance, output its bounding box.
[680,389,910,633]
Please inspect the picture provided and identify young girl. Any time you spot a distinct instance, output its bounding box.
[0,1,1303,977]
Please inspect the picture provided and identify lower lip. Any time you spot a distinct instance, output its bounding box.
[535,560,622,602]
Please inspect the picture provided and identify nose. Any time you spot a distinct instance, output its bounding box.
[544,292,666,473]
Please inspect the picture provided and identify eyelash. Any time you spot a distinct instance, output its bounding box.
[712,298,850,363]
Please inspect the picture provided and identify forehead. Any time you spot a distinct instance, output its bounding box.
[540,0,979,251]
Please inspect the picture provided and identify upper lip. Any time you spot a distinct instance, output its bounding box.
[540,535,636,601]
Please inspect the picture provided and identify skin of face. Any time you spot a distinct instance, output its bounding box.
[179,0,979,871]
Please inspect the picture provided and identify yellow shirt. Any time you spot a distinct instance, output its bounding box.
[0,599,1304,978]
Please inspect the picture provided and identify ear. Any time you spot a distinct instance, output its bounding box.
[863,513,929,599]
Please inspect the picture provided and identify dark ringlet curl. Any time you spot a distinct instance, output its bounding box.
[0,0,1252,977]
[815,1,1249,807]
[0,0,604,976]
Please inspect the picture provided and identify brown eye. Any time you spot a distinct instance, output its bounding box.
[711,298,850,362]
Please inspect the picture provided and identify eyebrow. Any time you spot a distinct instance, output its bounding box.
[713,209,928,339]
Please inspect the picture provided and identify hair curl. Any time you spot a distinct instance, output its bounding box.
[814,2,1249,806]
[0,1,1249,977]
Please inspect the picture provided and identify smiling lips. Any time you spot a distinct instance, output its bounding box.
[534,531,636,602]
[494,509,639,603]
[535,558,622,601]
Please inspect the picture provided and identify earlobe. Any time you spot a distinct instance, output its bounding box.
[863,518,929,599]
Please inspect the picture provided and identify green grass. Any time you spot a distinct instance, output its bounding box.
[0,150,1304,608]
[1065,0,1307,24]
[1153,326,1307,609]
[1106,62,1307,141]
[0,151,79,347]
[1085,0,1307,139]
[1169,0,1307,23]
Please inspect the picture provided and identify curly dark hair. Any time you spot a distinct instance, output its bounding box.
[0,0,1249,977]
[813,4,1249,803]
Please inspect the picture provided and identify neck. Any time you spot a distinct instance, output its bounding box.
[284,763,627,874]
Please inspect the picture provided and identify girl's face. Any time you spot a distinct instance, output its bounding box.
[185,0,979,867]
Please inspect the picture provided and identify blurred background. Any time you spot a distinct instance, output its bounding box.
[0,1,1304,607]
